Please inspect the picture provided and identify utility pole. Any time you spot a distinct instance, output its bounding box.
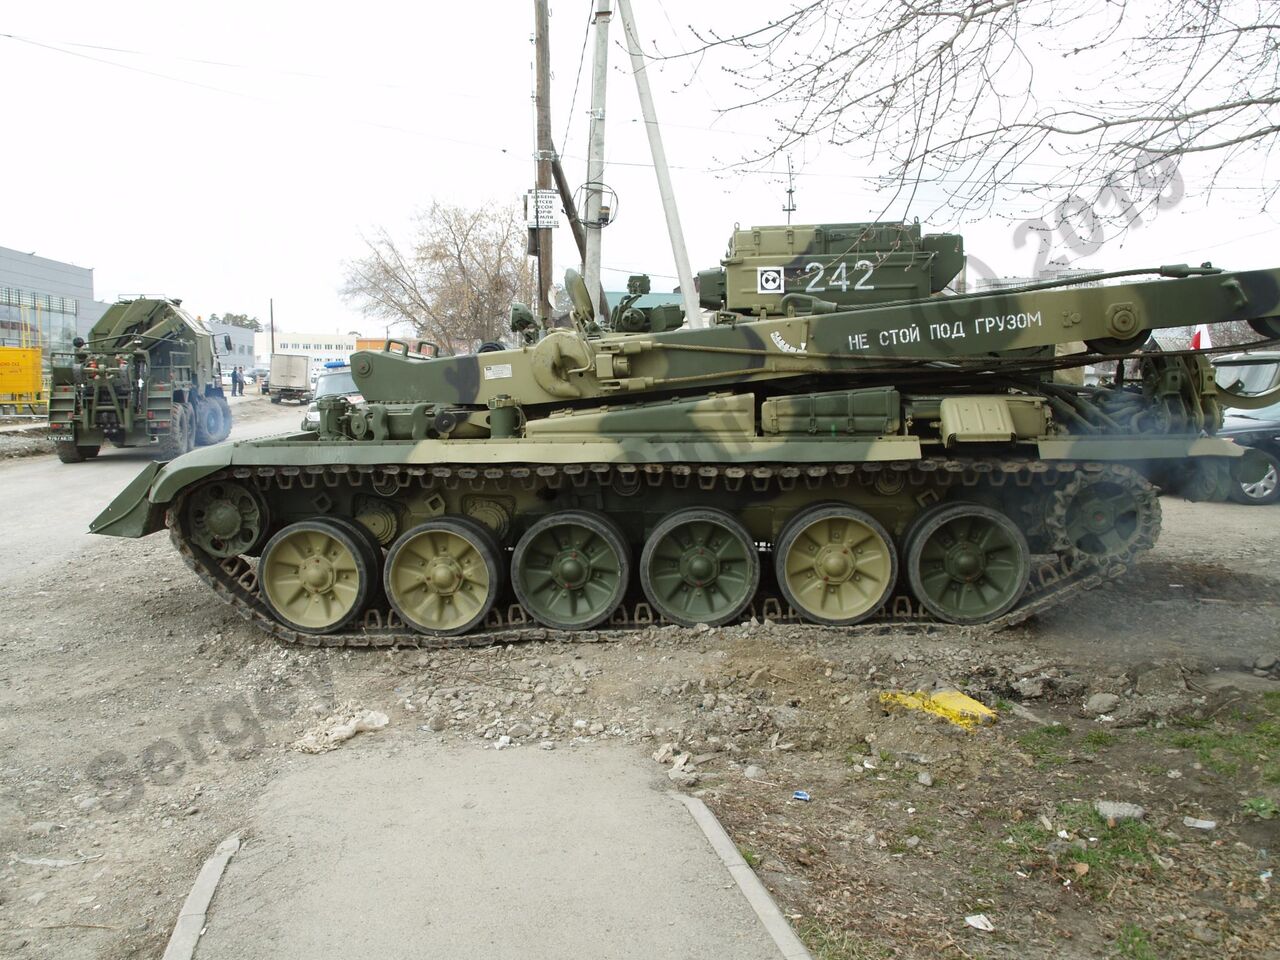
[583,0,612,324]
[552,155,609,318]
[616,0,702,328]
[533,0,554,327]
[269,298,275,354]
[783,156,797,224]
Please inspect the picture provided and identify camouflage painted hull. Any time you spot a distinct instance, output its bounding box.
[89,242,1280,643]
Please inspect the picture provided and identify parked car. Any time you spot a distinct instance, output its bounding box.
[1215,351,1280,505]
[1218,401,1280,504]
[301,363,363,431]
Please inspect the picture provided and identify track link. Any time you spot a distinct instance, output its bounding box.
[167,458,1144,649]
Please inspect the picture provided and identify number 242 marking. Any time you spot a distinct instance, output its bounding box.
[804,260,874,293]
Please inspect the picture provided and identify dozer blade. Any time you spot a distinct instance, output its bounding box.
[89,461,165,538]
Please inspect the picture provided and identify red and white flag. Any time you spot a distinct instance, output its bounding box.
[1190,323,1212,350]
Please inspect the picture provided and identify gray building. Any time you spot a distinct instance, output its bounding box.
[0,246,112,359]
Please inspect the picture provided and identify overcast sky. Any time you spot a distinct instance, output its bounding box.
[3,1,1276,336]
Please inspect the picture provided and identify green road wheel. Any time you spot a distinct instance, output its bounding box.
[640,508,759,627]
[259,520,373,634]
[384,518,500,636]
[905,503,1030,625]
[776,503,896,626]
[186,481,270,558]
[512,511,629,630]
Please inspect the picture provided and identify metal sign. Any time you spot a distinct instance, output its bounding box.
[0,347,42,395]
[525,189,560,229]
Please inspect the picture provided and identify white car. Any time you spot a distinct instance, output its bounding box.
[301,366,363,431]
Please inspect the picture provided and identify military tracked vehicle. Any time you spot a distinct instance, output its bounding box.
[91,222,1280,648]
[48,298,233,463]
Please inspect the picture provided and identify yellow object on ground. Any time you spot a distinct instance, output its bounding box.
[879,689,997,729]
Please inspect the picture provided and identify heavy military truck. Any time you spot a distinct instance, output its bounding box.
[48,298,233,463]
[89,221,1280,648]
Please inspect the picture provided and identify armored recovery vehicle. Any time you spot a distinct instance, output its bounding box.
[91,222,1280,647]
[48,298,233,463]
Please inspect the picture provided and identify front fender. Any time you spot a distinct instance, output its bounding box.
[89,443,234,538]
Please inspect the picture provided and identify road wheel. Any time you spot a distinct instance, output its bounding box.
[271,395,281,404]
[213,396,232,442]
[640,508,758,627]
[512,511,629,630]
[322,516,385,608]
[194,400,222,445]
[1230,448,1280,505]
[259,520,373,634]
[904,502,1030,625]
[384,518,500,636]
[80,445,100,459]
[55,441,85,463]
[775,503,896,626]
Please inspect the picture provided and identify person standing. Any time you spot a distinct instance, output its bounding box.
[231,366,242,397]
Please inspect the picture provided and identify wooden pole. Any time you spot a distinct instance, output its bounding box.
[533,0,555,327]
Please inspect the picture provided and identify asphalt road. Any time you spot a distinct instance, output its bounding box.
[0,395,302,583]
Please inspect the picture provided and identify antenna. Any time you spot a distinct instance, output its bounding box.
[783,155,797,224]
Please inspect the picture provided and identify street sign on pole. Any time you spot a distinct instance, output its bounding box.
[525,188,560,230]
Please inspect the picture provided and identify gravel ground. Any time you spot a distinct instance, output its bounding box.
[0,473,1275,958]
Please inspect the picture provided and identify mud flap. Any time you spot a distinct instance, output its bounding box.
[89,462,165,537]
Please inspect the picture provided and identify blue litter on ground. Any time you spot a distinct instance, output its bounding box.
[792,790,811,802]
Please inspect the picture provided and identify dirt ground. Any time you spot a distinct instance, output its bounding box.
[0,447,1276,958]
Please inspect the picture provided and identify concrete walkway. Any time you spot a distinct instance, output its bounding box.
[193,740,796,960]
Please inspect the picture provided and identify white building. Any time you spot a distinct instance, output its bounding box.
[255,331,361,381]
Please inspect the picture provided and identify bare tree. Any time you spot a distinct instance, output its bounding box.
[341,202,533,355]
[666,1,1279,224]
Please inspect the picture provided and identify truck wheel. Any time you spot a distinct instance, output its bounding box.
[155,408,185,460]
[213,396,232,442]
[183,404,197,453]
[271,395,281,404]
[194,400,221,445]
[56,441,85,463]
[80,445,101,459]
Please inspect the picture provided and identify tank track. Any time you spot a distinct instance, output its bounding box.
[166,458,1145,649]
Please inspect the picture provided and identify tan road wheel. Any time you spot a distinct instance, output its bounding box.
[322,516,385,607]
[512,511,629,630]
[776,503,897,626]
[384,518,500,636]
[640,508,759,627]
[258,520,373,634]
[904,502,1030,625]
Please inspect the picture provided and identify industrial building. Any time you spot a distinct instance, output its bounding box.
[254,330,362,381]
[0,246,112,360]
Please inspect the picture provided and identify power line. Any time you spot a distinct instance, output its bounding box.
[560,8,594,155]
[0,33,525,157]
[0,31,485,97]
